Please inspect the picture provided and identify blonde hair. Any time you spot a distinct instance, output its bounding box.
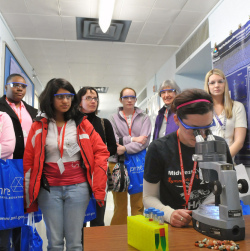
[204,68,233,119]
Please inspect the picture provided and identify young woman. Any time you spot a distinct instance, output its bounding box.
[143,89,233,227]
[204,69,247,158]
[109,87,152,225]
[0,112,15,250]
[23,79,109,250]
[77,86,116,226]
[153,79,181,140]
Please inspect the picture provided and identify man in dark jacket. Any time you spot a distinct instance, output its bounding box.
[0,73,37,251]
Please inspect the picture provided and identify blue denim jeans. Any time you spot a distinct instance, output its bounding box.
[38,182,90,251]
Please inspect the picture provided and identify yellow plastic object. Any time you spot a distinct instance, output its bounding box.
[127,215,169,251]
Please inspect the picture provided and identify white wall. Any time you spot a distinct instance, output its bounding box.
[0,14,43,98]
[146,54,176,99]
[209,0,250,48]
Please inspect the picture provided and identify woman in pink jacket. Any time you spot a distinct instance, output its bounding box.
[109,87,152,225]
[0,111,15,250]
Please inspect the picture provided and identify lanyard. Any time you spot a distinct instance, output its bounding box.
[122,110,135,136]
[164,108,168,123]
[214,113,227,130]
[6,97,22,123]
[176,130,197,208]
[57,122,67,158]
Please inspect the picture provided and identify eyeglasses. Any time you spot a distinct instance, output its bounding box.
[178,116,216,130]
[82,96,99,102]
[54,93,74,100]
[160,89,176,94]
[6,82,27,89]
[208,79,225,85]
[121,96,137,101]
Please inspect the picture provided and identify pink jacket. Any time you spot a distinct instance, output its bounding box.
[0,111,15,160]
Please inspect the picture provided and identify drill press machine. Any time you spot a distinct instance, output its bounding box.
[192,129,249,241]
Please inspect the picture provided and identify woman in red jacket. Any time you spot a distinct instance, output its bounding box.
[23,78,109,251]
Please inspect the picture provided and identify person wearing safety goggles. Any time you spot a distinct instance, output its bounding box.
[0,73,37,251]
[153,79,181,140]
[204,69,247,158]
[143,89,233,228]
[109,87,152,225]
[23,78,109,250]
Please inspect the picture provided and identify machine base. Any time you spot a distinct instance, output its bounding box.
[192,218,245,241]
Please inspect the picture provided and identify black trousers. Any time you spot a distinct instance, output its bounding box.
[0,227,20,251]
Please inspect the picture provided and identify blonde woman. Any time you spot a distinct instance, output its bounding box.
[204,69,247,158]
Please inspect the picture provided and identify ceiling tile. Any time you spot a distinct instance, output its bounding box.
[174,10,206,26]
[10,27,38,38]
[59,0,91,17]
[26,0,59,15]
[123,0,155,8]
[2,13,33,28]
[29,15,61,30]
[183,0,219,12]
[123,21,144,43]
[119,5,151,22]
[137,22,170,44]
[160,23,194,45]
[0,0,27,13]
[147,9,180,23]
[155,0,188,10]
[16,40,44,57]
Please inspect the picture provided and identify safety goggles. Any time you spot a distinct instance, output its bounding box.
[54,93,74,100]
[208,79,225,85]
[160,89,176,94]
[178,116,216,130]
[6,82,27,89]
[121,95,137,101]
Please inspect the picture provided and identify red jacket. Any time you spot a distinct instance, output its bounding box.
[23,115,109,213]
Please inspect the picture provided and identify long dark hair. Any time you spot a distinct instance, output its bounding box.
[39,78,78,121]
[172,89,213,120]
[77,86,99,114]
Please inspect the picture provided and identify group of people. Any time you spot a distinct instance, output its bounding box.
[0,68,247,250]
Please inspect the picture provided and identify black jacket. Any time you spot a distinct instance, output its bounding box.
[0,95,38,159]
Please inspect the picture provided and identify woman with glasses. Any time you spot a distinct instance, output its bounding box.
[204,69,247,158]
[0,112,15,250]
[143,89,233,227]
[77,86,116,227]
[153,80,181,140]
[23,79,109,250]
[109,87,152,225]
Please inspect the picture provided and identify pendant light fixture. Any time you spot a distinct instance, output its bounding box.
[98,0,115,33]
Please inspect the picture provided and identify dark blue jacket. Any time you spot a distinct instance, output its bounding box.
[153,106,178,140]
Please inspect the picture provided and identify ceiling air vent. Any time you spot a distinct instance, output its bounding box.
[76,17,131,42]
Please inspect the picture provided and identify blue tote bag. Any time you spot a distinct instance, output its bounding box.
[83,193,96,223]
[0,159,26,230]
[21,213,43,251]
[124,149,146,195]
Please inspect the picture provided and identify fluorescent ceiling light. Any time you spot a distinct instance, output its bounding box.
[98,0,115,33]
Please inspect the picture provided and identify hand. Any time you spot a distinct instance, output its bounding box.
[117,143,126,155]
[132,135,148,145]
[96,199,105,207]
[170,209,192,227]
